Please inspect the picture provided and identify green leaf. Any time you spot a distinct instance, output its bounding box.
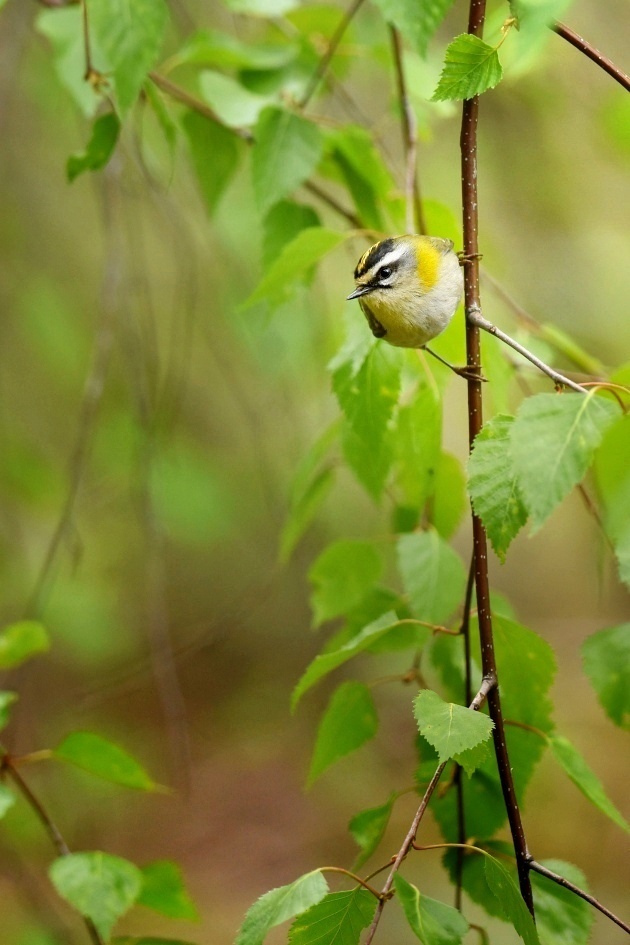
[54,731,159,792]
[371,0,456,57]
[144,81,177,153]
[199,71,271,128]
[224,0,298,14]
[49,852,143,940]
[394,383,441,510]
[309,540,382,627]
[594,413,630,588]
[288,889,376,945]
[235,871,329,945]
[397,529,467,625]
[468,415,528,560]
[453,739,491,778]
[511,392,621,531]
[280,468,334,564]
[36,7,102,117]
[394,875,468,945]
[327,126,394,230]
[252,107,323,217]
[349,795,395,869]
[341,420,394,500]
[548,735,629,832]
[413,689,494,763]
[67,113,120,183]
[510,0,574,48]
[582,624,630,730]
[169,29,296,72]
[292,612,400,709]
[262,201,321,269]
[484,855,540,945]
[328,309,376,379]
[0,782,16,819]
[432,34,503,102]
[432,452,467,540]
[0,691,18,732]
[0,620,49,669]
[89,0,169,115]
[137,860,199,921]
[307,682,378,787]
[182,111,242,215]
[244,227,345,310]
[532,859,593,945]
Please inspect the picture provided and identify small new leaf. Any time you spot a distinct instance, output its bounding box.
[484,855,540,945]
[137,860,199,921]
[54,731,160,792]
[307,681,378,787]
[288,889,376,945]
[67,113,120,183]
[235,871,329,945]
[0,620,49,669]
[432,34,503,102]
[548,735,629,833]
[582,624,630,730]
[394,875,468,945]
[49,851,143,940]
[413,689,494,763]
[349,794,395,869]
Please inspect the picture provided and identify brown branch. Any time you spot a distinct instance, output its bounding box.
[319,866,383,899]
[389,27,425,233]
[455,551,476,908]
[528,859,630,935]
[148,71,253,140]
[553,22,630,93]
[299,0,366,108]
[461,0,535,918]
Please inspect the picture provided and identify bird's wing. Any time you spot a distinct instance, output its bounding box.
[359,298,387,338]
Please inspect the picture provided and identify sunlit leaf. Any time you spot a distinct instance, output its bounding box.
[137,860,199,921]
[469,414,528,560]
[49,852,143,940]
[288,889,376,945]
[394,875,468,944]
[262,201,321,268]
[252,107,323,217]
[433,34,503,102]
[413,689,494,763]
[532,859,593,945]
[182,111,243,215]
[349,794,395,869]
[371,0,456,57]
[548,735,629,832]
[235,871,329,945]
[484,854,540,945]
[292,612,399,709]
[224,0,298,14]
[54,732,159,792]
[169,29,296,71]
[512,391,621,531]
[0,621,49,669]
[67,113,120,183]
[307,681,378,786]
[397,529,466,625]
[309,540,382,627]
[199,71,272,127]
[582,624,630,730]
[36,7,102,117]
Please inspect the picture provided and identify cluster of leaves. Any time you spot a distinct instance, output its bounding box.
[0,621,199,943]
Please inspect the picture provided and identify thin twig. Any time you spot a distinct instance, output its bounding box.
[460,0,535,916]
[299,0,366,108]
[553,22,630,93]
[148,71,253,140]
[455,551,476,909]
[389,27,425,233]
[302,180,363,227]
[528,859,630,935]
[319,866,383,899]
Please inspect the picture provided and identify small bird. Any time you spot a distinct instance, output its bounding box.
[347,234,467,371]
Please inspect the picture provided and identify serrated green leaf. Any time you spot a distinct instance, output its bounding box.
[328,125,395,230]
[49,852,143,940]
[484,855,540,945]
[511,391,621,531]
[307,681,378,787]
[328,309,376,378]
[54,731,159,792]
[262,201,321,269]
[292,612,400,710]
[397,529,467,625]
[582,624,630,730]
[0,620,49,669]
[341,419,394,500]
[0,783,15,819]
[244,227,345,309]
[199,71,272,128]
[67,113,120,183]
[349,795,395,869]
[453,738,491,777]
[252,107,323,217]
[288,888,377,945]
[433,34,503,102]
[89,0,169,115]
[594,413,630,589]
[235,871,329,945]
[532,859,593,945]
[137,860,199,921]
[548,735,629,832]
[0,691,18,732]
[182,111,242,216]
[432,452,467,539]
[309,540,382,627]
[371,0,456,57]
[469,415,528,560]
[333,342,401,446]
[36,7,102,117]
[394,875,468,945]
[394,384,442,510]
[413,689,494,763]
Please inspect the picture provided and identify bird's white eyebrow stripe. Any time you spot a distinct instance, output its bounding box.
[370,246,406,271]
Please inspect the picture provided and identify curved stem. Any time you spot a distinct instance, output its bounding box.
[319,866,383,899]
[553,22,630,93]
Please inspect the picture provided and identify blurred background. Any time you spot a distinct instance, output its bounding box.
[0,0,628,942]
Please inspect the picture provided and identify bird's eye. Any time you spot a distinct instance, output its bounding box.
[379,266,393,280]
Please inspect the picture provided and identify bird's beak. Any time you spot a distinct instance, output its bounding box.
[347,284,373,301]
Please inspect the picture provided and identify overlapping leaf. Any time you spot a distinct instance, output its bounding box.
[288,889,376,945]
[582,624,630,730]
[394,875,468,945]
[235,871,329,945]
[413,689,494,765]
[54,731,159,792]
[307,681,378,786]
[397,529,466,625]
